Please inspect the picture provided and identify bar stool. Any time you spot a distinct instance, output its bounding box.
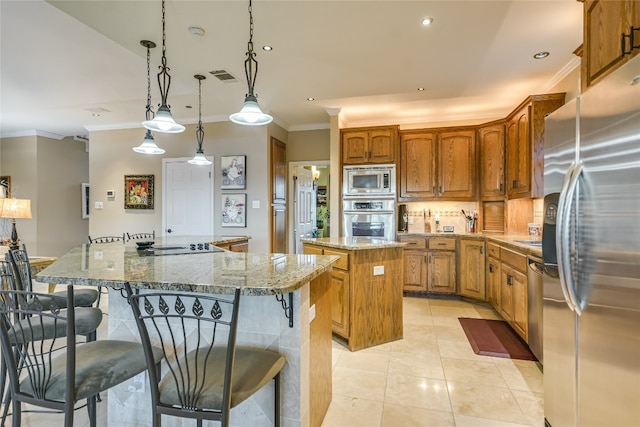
[126,284,286,427]
[0,286,162,426]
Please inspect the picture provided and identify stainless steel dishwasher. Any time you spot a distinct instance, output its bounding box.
[527,255,544,364]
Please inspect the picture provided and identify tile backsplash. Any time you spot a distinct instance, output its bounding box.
[403,201,478,234]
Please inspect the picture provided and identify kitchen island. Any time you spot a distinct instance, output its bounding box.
[301,237,405,351]
[37,236,338,427]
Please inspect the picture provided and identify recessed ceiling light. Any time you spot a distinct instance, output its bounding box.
[263,45,272,51]
[417,87,425,91]
[533,51,549,59]
[307,97,315,101]
[421,17,433,26]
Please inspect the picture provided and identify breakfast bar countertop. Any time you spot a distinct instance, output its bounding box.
[300,236,406,250]
[36,235,338,296]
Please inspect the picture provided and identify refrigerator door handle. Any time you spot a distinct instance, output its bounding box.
[562,161,585,315]
[556,161,577,312]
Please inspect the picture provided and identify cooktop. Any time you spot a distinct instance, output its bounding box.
[137,242,225,256]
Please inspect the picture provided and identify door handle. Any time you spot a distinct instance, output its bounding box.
[167,228,173,233]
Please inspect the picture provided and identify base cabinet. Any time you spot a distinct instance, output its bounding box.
[486,256,501,308]
[400,237,456,294]
[458,239,486,300]
[498,247,528,340]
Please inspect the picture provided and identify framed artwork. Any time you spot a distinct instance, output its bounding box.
[81,183,90,219]
[124,174,154,209]
[0,176,10,198]
[221,193,246,227]
[221,155,246,190]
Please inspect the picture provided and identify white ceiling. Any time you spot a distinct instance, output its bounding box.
[0,0,583,139]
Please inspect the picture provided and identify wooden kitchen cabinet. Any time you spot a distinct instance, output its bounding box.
[215,240,249,252]
[505,94,565,199]
[399,128,476,201]
[303,242,403,351]
[341,126,398,165]
[582,0,640,91]
[499,246,528,340]
[458,239,486,300]
[400,236,456,294]
[486,242,501,308]
[479,122,505,199]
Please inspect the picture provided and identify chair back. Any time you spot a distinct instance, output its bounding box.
[88,234,125,244]
[127,231,155,241]
[5,246,33,292]
[127,284,241,416]
[0,283,76,413]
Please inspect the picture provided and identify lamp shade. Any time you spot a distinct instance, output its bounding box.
[229,96,273,126]
[142,105,185,133]
[133,130,166,154]
[0,198,32,219]
[188,151,212,166]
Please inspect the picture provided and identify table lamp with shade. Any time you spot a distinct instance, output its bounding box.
[0,198,32,250]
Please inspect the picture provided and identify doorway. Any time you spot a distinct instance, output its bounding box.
[162,157,214,236]
[289,160,330,253]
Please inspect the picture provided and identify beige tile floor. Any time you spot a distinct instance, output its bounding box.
[8,288,543,426]
[321,297,544,427]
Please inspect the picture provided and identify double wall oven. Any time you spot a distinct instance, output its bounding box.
[342,164,396,241]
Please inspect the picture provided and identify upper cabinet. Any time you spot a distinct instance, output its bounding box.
[479,123,505,200]
[341,125,399,165]
[505,94,565,199]
[582,0,640,91]
[399,128,476,201]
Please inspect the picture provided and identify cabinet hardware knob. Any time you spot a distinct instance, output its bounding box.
[480,246,483,254]
[489,264,494,272]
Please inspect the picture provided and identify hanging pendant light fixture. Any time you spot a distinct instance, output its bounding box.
[142,0,185,133]
[134,40,166,154]
[188,75,212,166]
[229,0,273,126]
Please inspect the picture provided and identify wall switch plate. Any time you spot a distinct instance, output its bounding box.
[95,201,103,209]
[443,225,454,232]
[252,200,260,208]
[373,265,384,276]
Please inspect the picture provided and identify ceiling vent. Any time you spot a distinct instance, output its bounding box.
[209,69,238,82]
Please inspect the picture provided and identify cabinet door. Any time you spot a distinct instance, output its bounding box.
[271,204,287,253]
[342,131,369,164]
[230,242,249,252]
[330,268,350,338]
[479,124,505,199]
[403,249,428,292]
[499,264,514,321]
[368,129,395,163]
[428,250,456,293]
[400,132,437,199]
[506,108,531,199]
[511,268,528,340]
[459,239,486,300]
[302,244,323,256]
[438,130,476,199]
[271,137,287,204]
[486,257,501,309]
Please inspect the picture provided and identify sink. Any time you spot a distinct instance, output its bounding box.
[516,240,542,246]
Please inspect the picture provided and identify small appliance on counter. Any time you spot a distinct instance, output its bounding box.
[397,204,408,232]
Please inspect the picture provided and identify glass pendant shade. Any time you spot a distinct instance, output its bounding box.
[188,150,212,165]
[133,130,165,154]
[230,95,273,126]
[142,105,185,133]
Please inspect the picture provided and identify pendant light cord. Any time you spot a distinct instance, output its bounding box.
[196,76,204,151]
[244,0,258,98]
[145,44,153,121]
[157,0,171,106]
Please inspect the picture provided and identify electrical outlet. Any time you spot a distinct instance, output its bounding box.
[373,265,384,276]
[127,371,145,393]
[309,304,316,323]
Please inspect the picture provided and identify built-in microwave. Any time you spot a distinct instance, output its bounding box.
[343,164,396,197]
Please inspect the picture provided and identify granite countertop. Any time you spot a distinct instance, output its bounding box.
[301,236,406,250]
[397,232,542,257]
[37,236,338,296]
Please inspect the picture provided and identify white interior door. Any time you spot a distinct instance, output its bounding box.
[163,158,214,236]
[294,167,316,253]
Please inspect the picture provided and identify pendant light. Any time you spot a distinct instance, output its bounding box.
[142,0,185,133]
[188,75,212,166]
[229,0,273,126]
[134,40,166,154]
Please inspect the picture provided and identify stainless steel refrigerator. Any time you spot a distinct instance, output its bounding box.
[542,54,640,427]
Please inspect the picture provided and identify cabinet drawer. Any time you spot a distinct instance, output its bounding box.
[428,237,456,251]
[487,242,501,258]
[323,249,349,270]
[500,247,527,272]
[399,237,427,249]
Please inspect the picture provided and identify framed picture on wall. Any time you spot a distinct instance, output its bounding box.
[221,155,246,190]
[81,183,90,219]
[0,176,10,198]
[221,193,246,227]
[124,174,154,209]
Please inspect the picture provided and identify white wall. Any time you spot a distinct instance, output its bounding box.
[88,121,275,252]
